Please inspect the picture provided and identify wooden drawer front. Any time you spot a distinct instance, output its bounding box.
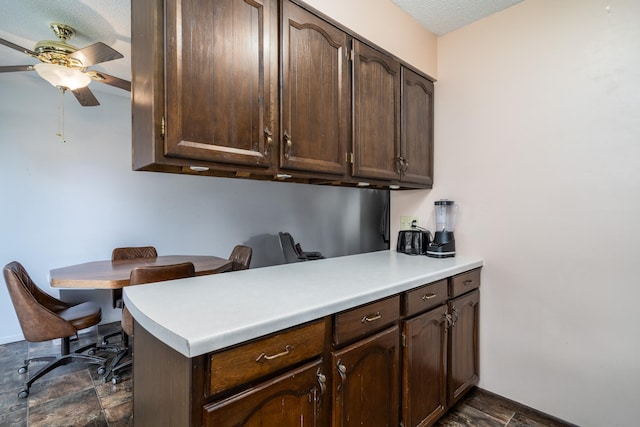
[403,279,448,316]
[334,296,400,345]
[208,319,325,396]
[450,268,481,298]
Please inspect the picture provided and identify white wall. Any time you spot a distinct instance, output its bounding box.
[0,75,388,344]
[304,0,437,77]
[392,0,640,426]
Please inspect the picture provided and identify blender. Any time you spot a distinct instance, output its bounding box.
[426,199,457,258]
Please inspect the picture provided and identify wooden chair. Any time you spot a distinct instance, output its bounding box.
[278,232,324,263]
[102,246,158,346]
[109,246,158,309]
[3,261,107,398]
[228,245,252,271]
[105,261,196,384]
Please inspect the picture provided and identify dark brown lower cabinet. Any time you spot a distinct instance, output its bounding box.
[331,326,400,427]
[402,304,448,427]
[448,289,480,406]
[203,359,325,427]
[132,269,480,427]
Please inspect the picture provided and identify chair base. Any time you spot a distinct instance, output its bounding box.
[18,339,109,398]
[104,347,132,384]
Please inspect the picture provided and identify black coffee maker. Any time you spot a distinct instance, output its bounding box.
[426,199,457,258]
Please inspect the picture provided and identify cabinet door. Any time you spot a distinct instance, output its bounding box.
[164,0,277,168]
[203,360,326,427]
[402,305,448,427]
[332,326,400,427]
[401,67,434,186]
[448,290,480,406]
[351,40,401,181]
[281,0,348,175]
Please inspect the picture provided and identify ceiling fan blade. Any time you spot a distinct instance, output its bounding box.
[88,71,131,92]
[71,86,100,107]
[0,65,34,73]
[0,37,36,56]
[68,42,123,66]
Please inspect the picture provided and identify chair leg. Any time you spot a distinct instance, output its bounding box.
[19,356,57,374]
[103,346,131,384]
[101,330,122,345]
[109,358,132,384]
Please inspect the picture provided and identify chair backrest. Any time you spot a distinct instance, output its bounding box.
[123,262,196,336]
[229,245,252,271]
[110,246,158,308]
[3,261,77,342]
[129,262,196,286]
[112,246,158,261]
[279,232,302,263]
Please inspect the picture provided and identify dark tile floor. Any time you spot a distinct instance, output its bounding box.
[1,322,574,427]
[0,322,131,427]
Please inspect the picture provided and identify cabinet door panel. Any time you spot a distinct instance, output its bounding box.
[281,1,348,174]
[332,326,400,427]
[165,0,276,167]
[352,40,400,181]
[448,290,480,406]
[401,67,434,186]
[403,305,448,427]
[203,360,323,427]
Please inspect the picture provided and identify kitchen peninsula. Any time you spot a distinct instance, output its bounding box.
[124,250,483,426]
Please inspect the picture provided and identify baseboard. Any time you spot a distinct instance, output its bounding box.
[0,333,25,345]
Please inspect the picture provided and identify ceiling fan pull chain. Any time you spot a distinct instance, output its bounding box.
[56,88,66,143]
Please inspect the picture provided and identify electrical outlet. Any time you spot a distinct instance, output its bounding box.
[400,216,419,230]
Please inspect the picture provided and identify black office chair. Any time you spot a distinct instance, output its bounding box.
[228,245,253,271]
[104,262,196,384]
[3,261,107,398]
[278,232,324,263]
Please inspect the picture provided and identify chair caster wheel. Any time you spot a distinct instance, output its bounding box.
[18,366,27,374]
[102,339,109,345]
[111,375,121,385]
[18,389,29,398]
[88,349,96,355]
[97,366,106,376]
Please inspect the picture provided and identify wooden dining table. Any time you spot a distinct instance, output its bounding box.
[49,255,233,289]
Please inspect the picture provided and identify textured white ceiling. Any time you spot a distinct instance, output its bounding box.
[392,0,525,36]
[0,0,130,99]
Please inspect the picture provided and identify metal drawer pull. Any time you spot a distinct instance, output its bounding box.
[361,312,382,323]
[422,293,437,301]
[264,127,273,157]
[256,345,293,363]
[336,360,347,391]
[464,280,474,286]
[316,368,327,405]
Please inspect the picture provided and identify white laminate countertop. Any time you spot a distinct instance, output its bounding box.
[123,250,483,358]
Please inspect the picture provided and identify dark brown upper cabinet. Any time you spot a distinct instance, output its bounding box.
[351,39,401,182]
[133,0,278,173]
[132,0,435,189]
[401,67,434,187]
[165,0,277,168]
[281,0,349,175]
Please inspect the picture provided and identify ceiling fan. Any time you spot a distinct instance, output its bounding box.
[0,23,130,107]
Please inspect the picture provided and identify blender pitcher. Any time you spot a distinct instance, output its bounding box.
[427,199,457,258]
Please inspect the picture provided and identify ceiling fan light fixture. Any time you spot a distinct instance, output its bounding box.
[34,63,91,90]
